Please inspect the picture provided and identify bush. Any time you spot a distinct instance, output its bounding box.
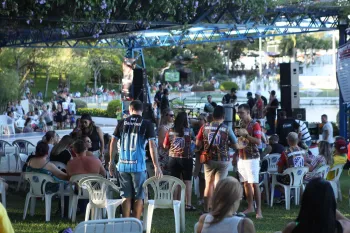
[220,81,239,91]
[214,73,230,81]
[203,83,215,91]
[77,108,108,117]
[74,99,87,109]
[191,85,204,92]
[106,100,122,118]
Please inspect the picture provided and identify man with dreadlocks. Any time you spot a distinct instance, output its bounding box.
[109,100,162,219]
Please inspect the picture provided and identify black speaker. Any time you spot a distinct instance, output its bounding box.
[292,108,306,121]
[133,69,146,103]
[280,63,292,86]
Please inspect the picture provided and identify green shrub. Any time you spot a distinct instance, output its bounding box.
[77,108,109,117]
[107,100,122,118]
[191,85,204,92]
[220,81,239,91]
[74,99,88,109]
[203,83,215,91]
[214,73,230,81]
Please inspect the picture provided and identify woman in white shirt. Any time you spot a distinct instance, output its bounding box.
[196,177,256,233]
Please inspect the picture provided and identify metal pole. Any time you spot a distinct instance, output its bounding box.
[332,31,337,89]
[339,24,347,138]
[259,37,263,77]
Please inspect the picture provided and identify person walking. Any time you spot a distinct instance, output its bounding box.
[109,100,162,219]
[80,114,105,162]
[160,88,170,113]
[321,114,334,146]
[246,92,255,114]
[235,104,263,219]
[154,84,163,126]
[164,111,196,210]
[252,91,264,125]
[204,95,217,114]
[196,106,237,213]
[265,90,279,135]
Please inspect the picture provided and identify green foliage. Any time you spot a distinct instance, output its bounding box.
[191,85,205,92]
[220,81,239,91]
[214,73,230,81]
[106,100,122,118]
[74,99,88,109]
[203,83,215,91]
[0,68,20,103]
[77,108,108,117]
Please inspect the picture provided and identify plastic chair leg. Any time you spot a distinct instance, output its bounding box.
[285,187,290,210]
[45,195,53,222]
[107,205,117,219]
[30,196,36,216]
[264,174,269,206]
[85,203,91,221]
[270,182,275,207]
[146,205,155,233]
[70,196,78,222]
[173,204,181,233]
[337,181,342,202]
[23,194,31,220]
[180,204,185,232]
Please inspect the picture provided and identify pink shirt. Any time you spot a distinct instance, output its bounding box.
[67,156,103,177]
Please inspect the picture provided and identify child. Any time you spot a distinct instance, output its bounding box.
[70,111,75,129]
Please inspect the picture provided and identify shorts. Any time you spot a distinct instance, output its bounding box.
[46,121,53,126]
[118,171,147,199]
[204,160,229,185]
[168,157,193,181]
[237,158,260,183]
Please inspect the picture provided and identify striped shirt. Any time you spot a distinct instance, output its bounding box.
[295,120,311,142]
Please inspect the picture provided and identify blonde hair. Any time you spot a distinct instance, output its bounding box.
[318,140,333,165]
[159,108,172,126]
[209,177,243,225]
[50,135,74,157]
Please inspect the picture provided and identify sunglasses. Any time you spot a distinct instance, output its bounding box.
[167,114,174,117]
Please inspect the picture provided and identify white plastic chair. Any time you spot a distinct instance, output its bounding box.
[69,174,102,222]
[23,172,60,221]
[79,176,123,221]
[0,178,6,208]
[270,167,309,210]
[328,164,344,201]
[73,218,143,233]
[12,140,35,155]
[143,175,186,233]
[266,153,281,172]
[314,165,330,180]
[51,161,71,218]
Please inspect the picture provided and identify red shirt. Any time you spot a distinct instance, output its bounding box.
[238,120,261,160]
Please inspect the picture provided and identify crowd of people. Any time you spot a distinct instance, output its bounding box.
[1,81,350,232]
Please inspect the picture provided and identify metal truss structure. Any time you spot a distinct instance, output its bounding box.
[0,6,340,49]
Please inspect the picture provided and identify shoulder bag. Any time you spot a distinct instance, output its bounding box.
[200,123,222,164]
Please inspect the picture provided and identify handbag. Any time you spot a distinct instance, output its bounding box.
[200,123,222,164]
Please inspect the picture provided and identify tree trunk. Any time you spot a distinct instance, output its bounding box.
[45,68,49,98]
[94,70,98,92]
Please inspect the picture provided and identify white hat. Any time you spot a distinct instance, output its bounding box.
[255,91,262,96]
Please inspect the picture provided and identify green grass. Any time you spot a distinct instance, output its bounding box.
[6,173,350,233]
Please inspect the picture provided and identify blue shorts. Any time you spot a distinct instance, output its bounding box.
[118,171,147,199]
